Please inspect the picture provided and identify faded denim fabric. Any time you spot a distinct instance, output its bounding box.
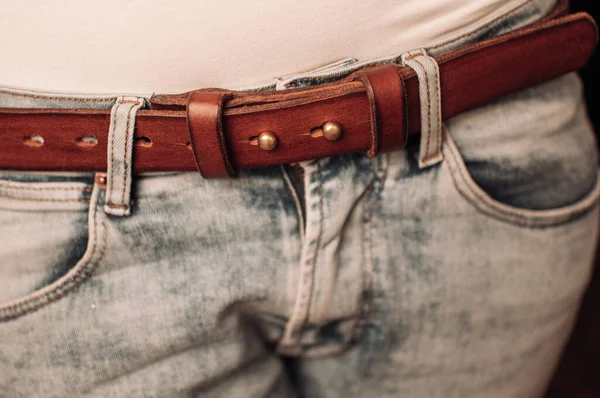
[1,0,599,397]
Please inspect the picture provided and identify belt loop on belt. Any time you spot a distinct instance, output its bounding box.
[353,64,408,157]
[104,96,145,217]
[401,49,444,169]
[186,91,237,178]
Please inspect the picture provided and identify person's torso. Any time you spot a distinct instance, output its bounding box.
[2,0,544,93]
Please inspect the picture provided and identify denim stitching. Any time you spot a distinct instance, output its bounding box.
[427,0,536,51]
[0,89,117,102]
[350,178,375,344]
[0,188,106,321]
[445,134,536,223]
[444,131,600,227]
[278,160,324,353]
[280,165,305,242]
[367,155,390,369]
[352,155,390,360]
[0,184,92,193]
[107,99,122,208]
[107,99,138,212]
[0,195,89,203]
[445,132,534,224]
[120,100,140,208]
[349,156,387,346]
[114,100,142,105]
[410,57,433,162]
[0,200,102,320]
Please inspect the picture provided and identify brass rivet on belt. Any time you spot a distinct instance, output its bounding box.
[322,121,343,141]
[258,131,278,151]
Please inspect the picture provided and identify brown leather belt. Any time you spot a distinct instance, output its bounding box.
[0,7,597,178]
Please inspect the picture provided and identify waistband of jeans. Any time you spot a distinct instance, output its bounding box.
[0,0,558,110]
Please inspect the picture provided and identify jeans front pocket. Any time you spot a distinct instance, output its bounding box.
[0,174,107,321]
[443,73,600,228]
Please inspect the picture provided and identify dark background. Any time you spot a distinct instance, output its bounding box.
[546,1,600,397]
[572,1,599,132]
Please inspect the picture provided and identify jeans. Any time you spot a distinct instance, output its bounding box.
[1,0,598,396]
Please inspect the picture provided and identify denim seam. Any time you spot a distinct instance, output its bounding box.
[349,155,389,348]
[0,187,107,321]
[445,132,543,225]
[426,0,538,51]
[121,102,137,206]
[0,182,92,201]
[278,160,324,354]
[0,185,92,192]
[107,99,121,206]
[282,57,396,90]
[0,89,117,102]
[444,130,600,227]
[349,177,375,345]
[411,58,433,162]
[280,165,305,243]
[359,155,390,357]
[0,195,89,203]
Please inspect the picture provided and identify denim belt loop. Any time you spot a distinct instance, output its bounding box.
[401,49,444,169]
[104,96,145,217]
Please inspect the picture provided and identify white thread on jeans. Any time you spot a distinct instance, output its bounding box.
[443,129,600,227]
[0,183,107,321]
[278,160,323,354]
[401,49,444,169]
[104,96,144,217]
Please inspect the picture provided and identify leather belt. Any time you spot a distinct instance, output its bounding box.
[0,9,597,178]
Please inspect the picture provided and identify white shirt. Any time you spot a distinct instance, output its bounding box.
[1,0,535,94]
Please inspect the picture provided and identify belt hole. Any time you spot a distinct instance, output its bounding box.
[134,136,152,148]
[75,136,99,147]
[23,135,44,147]
[309,127,324,138]
[249,136,259,146]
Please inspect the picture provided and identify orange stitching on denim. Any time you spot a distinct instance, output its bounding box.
[404,50,426,61]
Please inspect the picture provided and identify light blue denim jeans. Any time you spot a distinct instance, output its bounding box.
[1,0,599,397]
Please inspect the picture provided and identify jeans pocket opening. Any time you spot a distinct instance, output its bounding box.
[0,180,108,322]
[443,130,600,228]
